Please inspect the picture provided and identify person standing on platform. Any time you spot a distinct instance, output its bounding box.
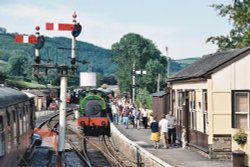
[159,114,169,149]
[166,110,177,147]
[150,116,160,149]
[111,101,118,124]
[123,106,130,129]
[142,108,148,129]
[134,108,141,129]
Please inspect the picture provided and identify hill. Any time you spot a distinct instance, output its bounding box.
[0,33,115,75]
[170,57,199,76]
[0,33,198,87]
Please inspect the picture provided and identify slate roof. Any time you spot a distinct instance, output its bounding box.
[151,91,167,97]
[0,87,29,108]
[24,89,44,96]
[169,47,250,81]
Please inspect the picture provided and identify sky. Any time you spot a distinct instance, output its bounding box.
[0,0,233,60]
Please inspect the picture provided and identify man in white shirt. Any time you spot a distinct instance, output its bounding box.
[159,114,169,149]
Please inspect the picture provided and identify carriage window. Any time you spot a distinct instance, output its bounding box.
[0,116,5,157]
[23,108,27,133]
[12,110,17,146]
[19,110,23,135]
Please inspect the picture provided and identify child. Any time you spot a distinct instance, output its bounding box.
[150,116,160,149]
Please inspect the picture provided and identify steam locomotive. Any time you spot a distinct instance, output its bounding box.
[77,89,111,137]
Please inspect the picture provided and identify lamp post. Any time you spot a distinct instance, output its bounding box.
[166,46,172,111]
[132,68,147,103]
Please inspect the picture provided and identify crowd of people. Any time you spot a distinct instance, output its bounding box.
[110,97,147,129]
[109,96,177,150]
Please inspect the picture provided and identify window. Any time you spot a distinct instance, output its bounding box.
[12,110,17,146]
[202,90,208,134]
[6,110,12,153]
[177,91,184,125]
[19,110,23,135]
[189,91,196,130]
[233,91,250,131]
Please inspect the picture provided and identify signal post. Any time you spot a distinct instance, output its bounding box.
[15,12,82,166]
[45,12,82,153]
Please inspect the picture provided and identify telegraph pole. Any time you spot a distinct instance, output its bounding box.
[166,46,172,111]
[132,61,136,103]
[166,47,171,78]
[157,73,160,92]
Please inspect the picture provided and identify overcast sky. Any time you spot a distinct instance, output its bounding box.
[0,0,232,59]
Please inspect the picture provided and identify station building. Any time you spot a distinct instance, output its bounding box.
[168,47,250,166]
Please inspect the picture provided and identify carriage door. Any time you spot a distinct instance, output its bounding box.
[0,115,5,157]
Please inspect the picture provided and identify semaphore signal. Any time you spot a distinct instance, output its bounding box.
[44,12,82,155]
[46,23,74,31]
[15,34,37,44]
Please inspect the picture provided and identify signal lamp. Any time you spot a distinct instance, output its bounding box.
[34,35,45,49]
[72,23,82,37]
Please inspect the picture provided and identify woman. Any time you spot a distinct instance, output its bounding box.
[150,116,160,149]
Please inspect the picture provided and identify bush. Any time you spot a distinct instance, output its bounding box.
[136,88,152,109]
[233,129,248,145]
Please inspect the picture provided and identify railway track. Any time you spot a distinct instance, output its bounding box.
[66,126,119,167]
[29,108,133,167]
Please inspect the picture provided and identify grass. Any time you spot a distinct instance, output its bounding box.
[6,79,47,89]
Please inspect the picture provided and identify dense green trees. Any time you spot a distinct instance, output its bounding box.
[111,33,167,95]
[207,0,250,50]
[0,32,195,91]
[0,33,115,87]
[8,55,29,76]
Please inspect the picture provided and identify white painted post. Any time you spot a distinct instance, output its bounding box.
[35,26,40,64]
[58,75,67,152]
[71,34,76,67]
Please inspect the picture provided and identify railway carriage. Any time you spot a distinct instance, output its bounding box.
[0,87,36,167]
[77,89,111,137]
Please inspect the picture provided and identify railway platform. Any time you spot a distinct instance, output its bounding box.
[114,124,233,167]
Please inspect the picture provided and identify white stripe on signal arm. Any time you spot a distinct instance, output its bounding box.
[54,23,59,31]
[23,36,29,43]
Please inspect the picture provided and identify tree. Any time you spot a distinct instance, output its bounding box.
[8,55,29,77]
[111,33,166,93]
[139,59,166,93]
[0,71,7,84]
[207,1,250,50]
